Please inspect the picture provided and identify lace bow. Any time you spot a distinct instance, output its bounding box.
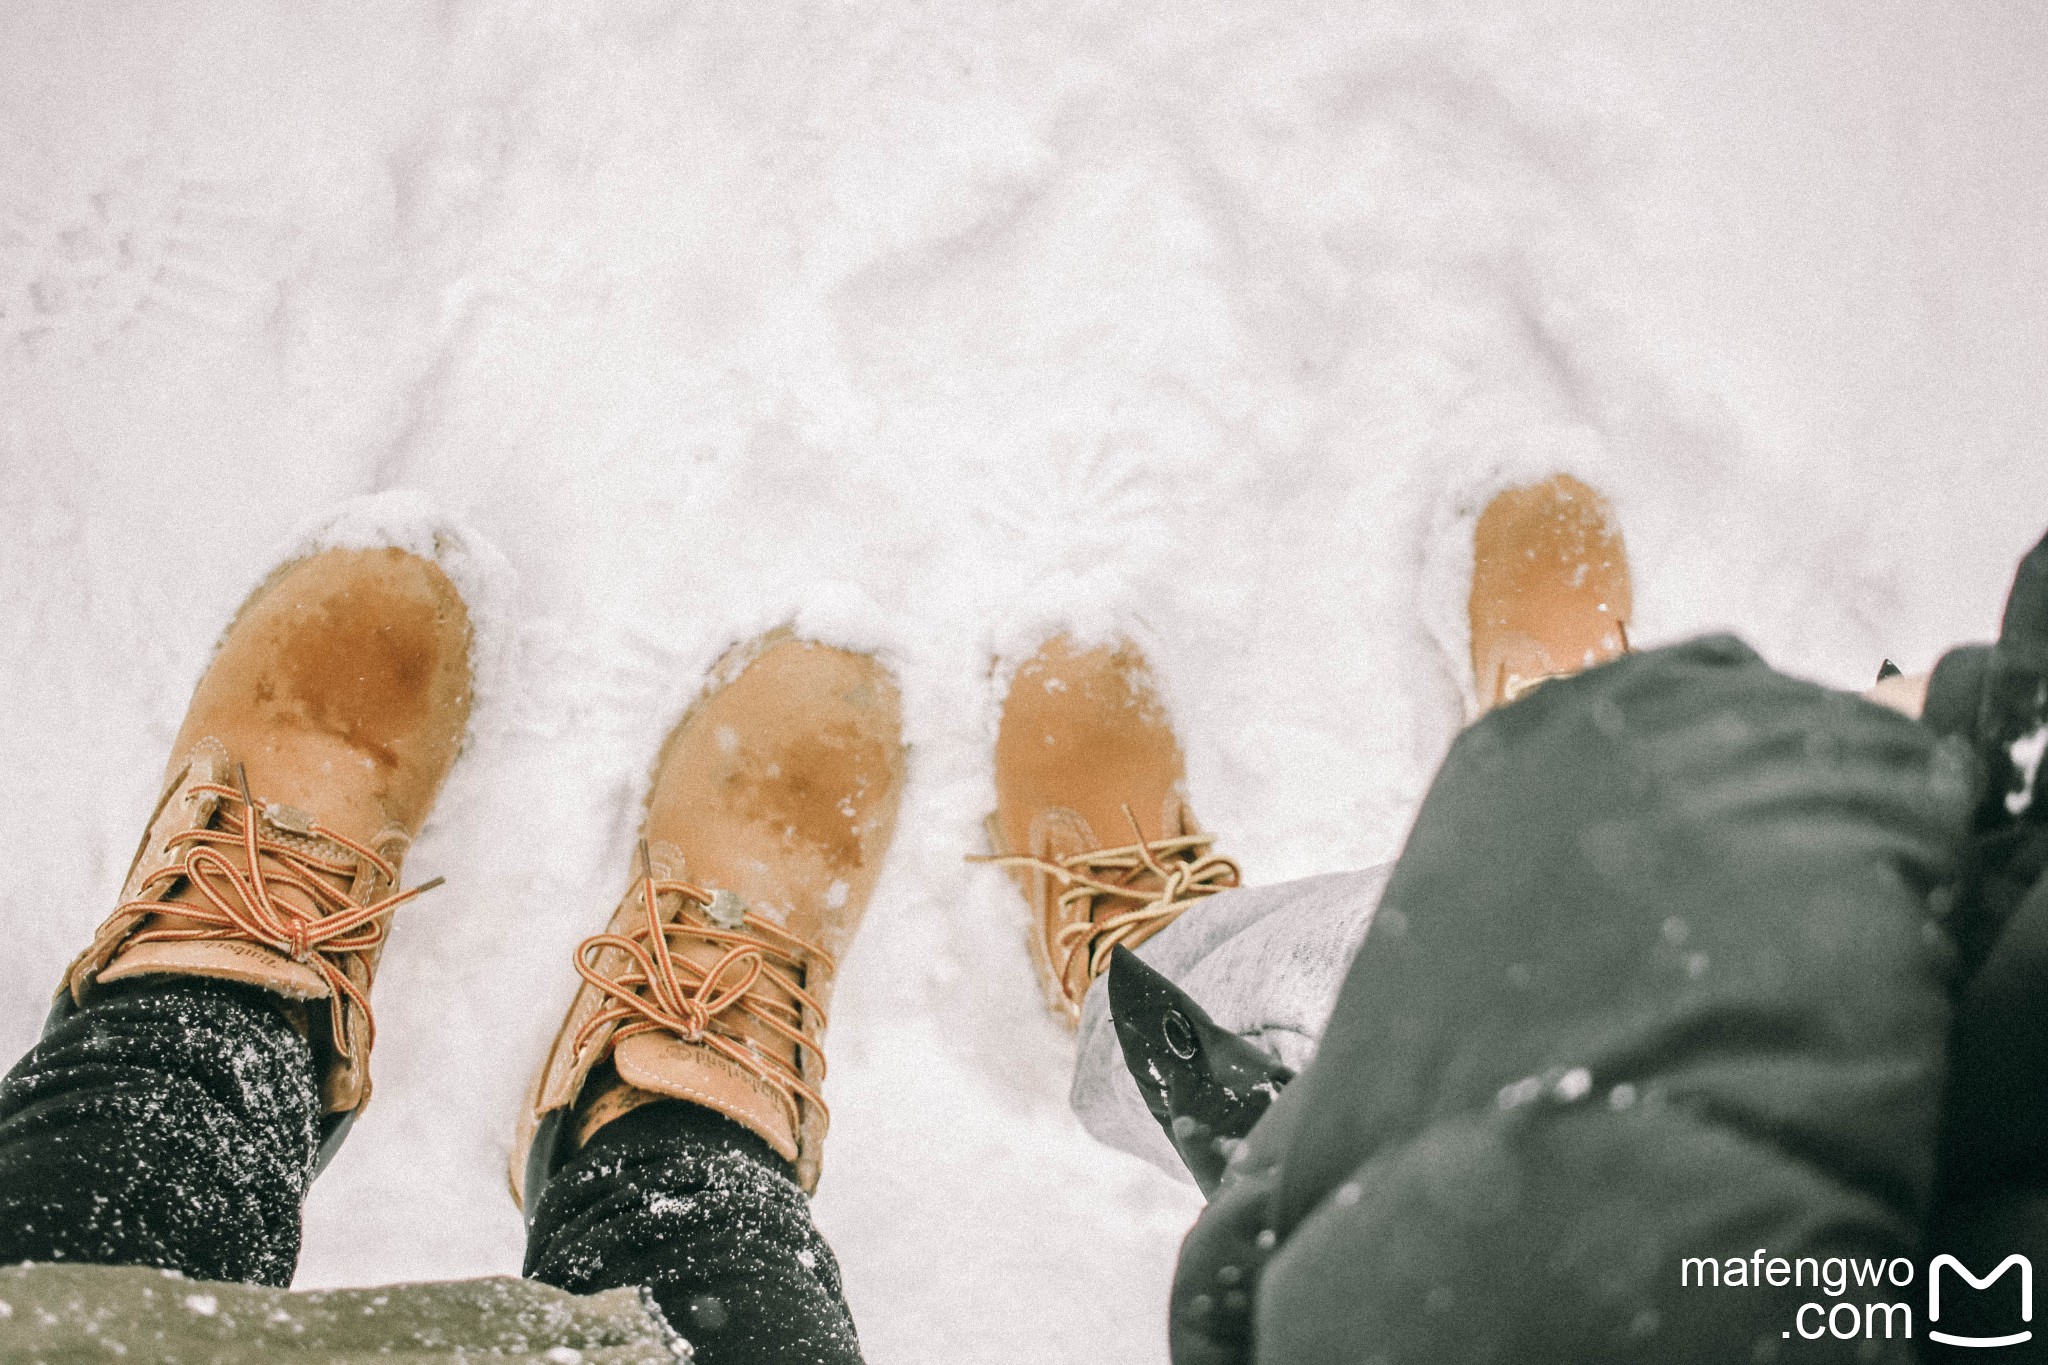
[978,807,1240,1003]
[572,852,834,1124]
[115,767,441,1065]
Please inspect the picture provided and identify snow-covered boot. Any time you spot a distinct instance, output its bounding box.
[981,636,1240,1027]
[512,632,905,1205]
[57,543,475,1165]
[1468,472,1634,709]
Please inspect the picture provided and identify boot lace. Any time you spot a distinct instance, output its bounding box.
[572,855,834,1125]
[977,806,1240,1003]
[115,767,441,1066]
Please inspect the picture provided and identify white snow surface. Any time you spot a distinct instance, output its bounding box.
[4,3,2047,1361]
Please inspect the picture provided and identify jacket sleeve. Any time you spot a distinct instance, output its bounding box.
[1172,637,1976,1365]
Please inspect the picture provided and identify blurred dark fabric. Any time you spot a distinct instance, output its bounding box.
[1172,636,1976,1365]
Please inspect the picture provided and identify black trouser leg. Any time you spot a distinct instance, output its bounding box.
[0,978,321,1286]
[525,1100,863,1365]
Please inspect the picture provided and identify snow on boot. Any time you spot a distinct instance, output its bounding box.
[1468,473,1634,710]
[512,631,905,1205]
[981,635,1240,1026]
[58,539,476,1165]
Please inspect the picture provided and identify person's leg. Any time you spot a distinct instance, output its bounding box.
[0,978,319,1285]
[512,632,902,1364]
[525,1100,856,1363]
[0,523,478,1287]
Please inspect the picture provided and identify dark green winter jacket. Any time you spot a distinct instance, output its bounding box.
[0,1261,688,1364]
[1168,638,1980,1364]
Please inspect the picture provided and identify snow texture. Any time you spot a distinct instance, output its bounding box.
[5,3,2048,1362]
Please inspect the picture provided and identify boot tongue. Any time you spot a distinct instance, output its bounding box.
[612,1030,800,1162]
[101,936,332,1000]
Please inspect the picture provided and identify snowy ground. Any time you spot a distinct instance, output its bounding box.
[3,2,2045,1360]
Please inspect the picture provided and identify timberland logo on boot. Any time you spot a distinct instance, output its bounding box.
[1677,1250,2033,1345]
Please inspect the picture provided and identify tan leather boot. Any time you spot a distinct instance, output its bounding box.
[983,636,1240,1027]
[1469,473,1634,709]
[513,631,905,1204]
[60,546,473,1152]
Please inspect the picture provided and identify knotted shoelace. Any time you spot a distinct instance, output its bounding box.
[572,864,834,1123]
[116,769,441,1066]
[976,807,1241,1004]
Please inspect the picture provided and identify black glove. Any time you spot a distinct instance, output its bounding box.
[1921,529,2048,973]
[1927,530,2048,1277]
[1106,945,1293,1196]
